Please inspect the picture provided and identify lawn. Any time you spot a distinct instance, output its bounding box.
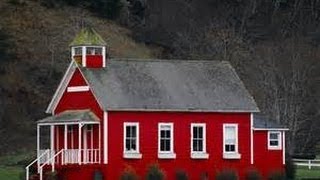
[0,166,23,180]
[296,166,320,179]
[0,152,34,180]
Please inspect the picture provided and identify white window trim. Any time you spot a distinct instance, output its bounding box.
[67,86,89,92]
[191,123,209,159]
[123,122,142,159]
[158,123,176,159]
[268,131,282,150]
[223,123,241,159]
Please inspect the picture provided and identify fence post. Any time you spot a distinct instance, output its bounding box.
[308,160,311,170]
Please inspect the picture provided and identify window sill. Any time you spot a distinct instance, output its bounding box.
[123,152,142,159]
[223,153,241,159]
[158,152,176,159]
[191,153,209,159]
[268,146,282,150]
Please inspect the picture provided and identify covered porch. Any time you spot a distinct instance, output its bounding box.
[27,110,102,180]
[37,110,101,166]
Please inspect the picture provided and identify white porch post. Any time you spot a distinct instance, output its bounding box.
[64,125,68,150]
[64,125,67,165]
[98,123,101,163]
[50,125,55,170]
[78,123,82,165]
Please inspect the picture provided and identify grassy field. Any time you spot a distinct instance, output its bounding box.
[0,166,23,180]
[0,152,319,180]
[296,166,320,179]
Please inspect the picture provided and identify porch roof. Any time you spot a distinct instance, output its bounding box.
[38,110,100,125]
[253,113,288,130]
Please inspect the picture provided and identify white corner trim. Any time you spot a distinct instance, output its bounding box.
[283,131,286,165]
[103,112,108,164]
[250,113,254,164]
[67,86,89,92]
[268,131,282,150]
[46,61,77,113]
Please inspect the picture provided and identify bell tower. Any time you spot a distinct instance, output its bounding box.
[70,28,107,68]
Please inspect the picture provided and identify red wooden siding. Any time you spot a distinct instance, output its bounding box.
[86,55,103,68]
[253,131,284,177]
[53,68,104,161]
[107,111,252,179]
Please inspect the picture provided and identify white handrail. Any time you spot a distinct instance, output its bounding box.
[39,149,64,180]
[25,150,50,180]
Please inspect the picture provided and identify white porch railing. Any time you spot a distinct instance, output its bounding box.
[26,149,100,180]
[293,159,320,169]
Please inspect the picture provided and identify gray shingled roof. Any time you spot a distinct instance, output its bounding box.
[253,114,288,129]
[38,110,100,124]
[80,59,259,112]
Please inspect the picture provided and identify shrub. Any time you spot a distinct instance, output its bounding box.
[93,170,103,180]
[146,164,165,180]
[120,166,138,180]
[45,171,58,180]
[268,171,285,180]
[175,169,188,180]
[200,172,209,180]
[245,169,261,180]
[285,155,296,180]
[216,169,238,180]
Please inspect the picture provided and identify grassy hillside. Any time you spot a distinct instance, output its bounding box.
[0,0,159,154]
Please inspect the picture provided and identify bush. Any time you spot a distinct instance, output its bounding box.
[216,169,238,180]
[146,164,165,180]
[245,169,261,180]
[175,169,188,180]
[120,166,138,180]
[285,155,296,180]
[268,171,285,180]
[45,171,58,180]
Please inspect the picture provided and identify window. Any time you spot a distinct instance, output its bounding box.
[74,47,82,55]
[268,131,282,150]
[158,123,176,159]
[86,47,102,55]
[123,123,141,159]
[223,124,241,159]
[191,123,208,159]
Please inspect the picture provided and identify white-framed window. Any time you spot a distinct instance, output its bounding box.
[158,123,176,159]
[268,131,282,150]
[74,47,82,55]
[123,122,141,159]
[191,123,209,159]
[223,124,241,159]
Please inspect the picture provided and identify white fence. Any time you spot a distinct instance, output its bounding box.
[293,159,320,169]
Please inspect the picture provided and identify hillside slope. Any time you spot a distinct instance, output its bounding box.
[0,0,159,154]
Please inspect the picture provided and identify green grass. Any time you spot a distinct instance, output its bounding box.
[296,166,320,179]
[0,152,34,180]
[0,166,23,180]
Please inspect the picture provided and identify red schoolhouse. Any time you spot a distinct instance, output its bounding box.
[26,28,288,180]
